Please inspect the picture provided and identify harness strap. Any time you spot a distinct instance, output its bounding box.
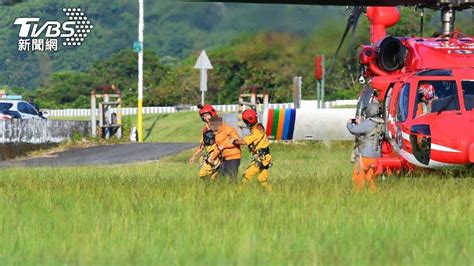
[257,147,270,156]
[253,133,266,149]
[255,159,272,170]
[355,155,362,174]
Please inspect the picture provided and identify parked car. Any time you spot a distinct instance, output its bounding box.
[0,100,46,119]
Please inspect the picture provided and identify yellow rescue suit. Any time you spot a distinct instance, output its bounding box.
[198,143,220,181]
[241,123,272,191]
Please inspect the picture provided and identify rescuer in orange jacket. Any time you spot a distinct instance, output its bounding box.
[233,109,272,191]
[209,116,242,183]
[189,104,242,183]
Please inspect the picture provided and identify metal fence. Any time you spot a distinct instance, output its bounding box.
[45,100,357,117]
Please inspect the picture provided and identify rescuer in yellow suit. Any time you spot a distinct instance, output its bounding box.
[189,104,218,166]
[190,104,220,181]
[234,109,272,191]
[198,129,221,181]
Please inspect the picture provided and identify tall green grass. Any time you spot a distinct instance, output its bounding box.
[0,142,472,265]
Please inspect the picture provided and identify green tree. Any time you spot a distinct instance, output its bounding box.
[34,49,168,108]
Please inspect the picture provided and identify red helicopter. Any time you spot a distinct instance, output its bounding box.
[189,0,474,172]
[344,1,474,173]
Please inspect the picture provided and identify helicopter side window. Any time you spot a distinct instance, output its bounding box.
[461,81,474,111]
[414,80,459,117]
[396,83,410,122]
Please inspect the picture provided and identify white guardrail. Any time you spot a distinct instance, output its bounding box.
[45,100,358,117]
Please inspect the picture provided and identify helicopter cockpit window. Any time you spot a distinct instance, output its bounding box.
[397,83,410,122]
[461,81,474,111]
[414,80,459,117]
[415,69,452,77]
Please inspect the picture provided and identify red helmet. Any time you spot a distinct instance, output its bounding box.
[418,83,435,100]
[198,104,217,118]
[242,109,258,126]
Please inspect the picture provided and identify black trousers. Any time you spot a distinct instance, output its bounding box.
[218,158,241,183]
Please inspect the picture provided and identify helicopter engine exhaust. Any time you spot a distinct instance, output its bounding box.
[376,36,407,72]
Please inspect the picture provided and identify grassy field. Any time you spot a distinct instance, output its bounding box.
[0,141,473,265]
[139,112,202,142]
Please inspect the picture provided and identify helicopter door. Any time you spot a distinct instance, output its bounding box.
[394,83,411,150]
[383,83,395,139]
[385,82,407,151]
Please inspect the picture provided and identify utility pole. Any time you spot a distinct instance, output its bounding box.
[137,0,144,142]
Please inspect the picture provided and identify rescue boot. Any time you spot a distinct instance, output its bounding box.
[260,181,272,192]
[239,177,250,191]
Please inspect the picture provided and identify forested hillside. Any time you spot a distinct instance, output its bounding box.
[0,1,343,89]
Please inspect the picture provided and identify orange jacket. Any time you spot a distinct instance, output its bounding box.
[214,123,241,160]
[416,101,433,117]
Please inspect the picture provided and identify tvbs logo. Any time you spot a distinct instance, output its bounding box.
[14,8,93,52]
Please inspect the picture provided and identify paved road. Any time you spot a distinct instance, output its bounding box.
[0,142,197,168]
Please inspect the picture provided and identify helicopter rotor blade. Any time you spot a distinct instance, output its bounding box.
[326,6,363,79]
[0,0,24,5]
[181,0,435,6]
[181,0,474,10]
[347,6,364,58]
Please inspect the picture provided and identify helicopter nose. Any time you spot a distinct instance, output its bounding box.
[470,143,474,164]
